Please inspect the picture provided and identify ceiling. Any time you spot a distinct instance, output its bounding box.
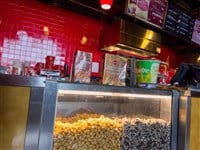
[39,0,126,20]
[40,0,200,53]
[40,0,200,19]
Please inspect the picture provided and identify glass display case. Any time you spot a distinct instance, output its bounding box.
[38,81,179,150]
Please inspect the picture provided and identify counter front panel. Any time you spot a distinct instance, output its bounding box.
[0,86,30,150]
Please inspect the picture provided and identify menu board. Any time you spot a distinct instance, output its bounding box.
[192,19,200,45]
[126,0,168,28]
[164,4,195,40]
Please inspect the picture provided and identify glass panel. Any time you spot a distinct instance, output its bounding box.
[53,89,172,150]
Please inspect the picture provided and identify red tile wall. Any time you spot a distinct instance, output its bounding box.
[155,45,176,68]
[0,0,183,76]
[0,0,103,75]
[156,45,186,69]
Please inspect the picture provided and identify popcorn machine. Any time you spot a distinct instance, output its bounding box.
[38,81,179,150]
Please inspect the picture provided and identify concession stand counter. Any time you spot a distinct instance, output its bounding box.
[3,74,200,150]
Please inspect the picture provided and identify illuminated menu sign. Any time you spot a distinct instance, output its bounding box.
[126,0,168,28]
[192,19,200,45]
[164,4,195,40]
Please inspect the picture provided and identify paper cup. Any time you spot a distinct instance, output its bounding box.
[135,60,160,84]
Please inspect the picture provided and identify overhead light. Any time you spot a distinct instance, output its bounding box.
[80,36,88,45]
[140,30,154,49]
[58,90,170,99]
[100,0,113,10]
[197,55,200,62]
[43,26,49,35]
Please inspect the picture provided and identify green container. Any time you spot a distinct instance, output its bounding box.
[135,60,160,84]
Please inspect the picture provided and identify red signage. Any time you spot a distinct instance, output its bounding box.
[126,0,168,28]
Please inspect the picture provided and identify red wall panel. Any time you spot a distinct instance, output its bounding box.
[0,0,182,76]
[155,45,176,68]
[0,0,103,75]
[156,45,185,69]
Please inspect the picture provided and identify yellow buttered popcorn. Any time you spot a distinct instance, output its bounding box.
[53,113,122,150]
